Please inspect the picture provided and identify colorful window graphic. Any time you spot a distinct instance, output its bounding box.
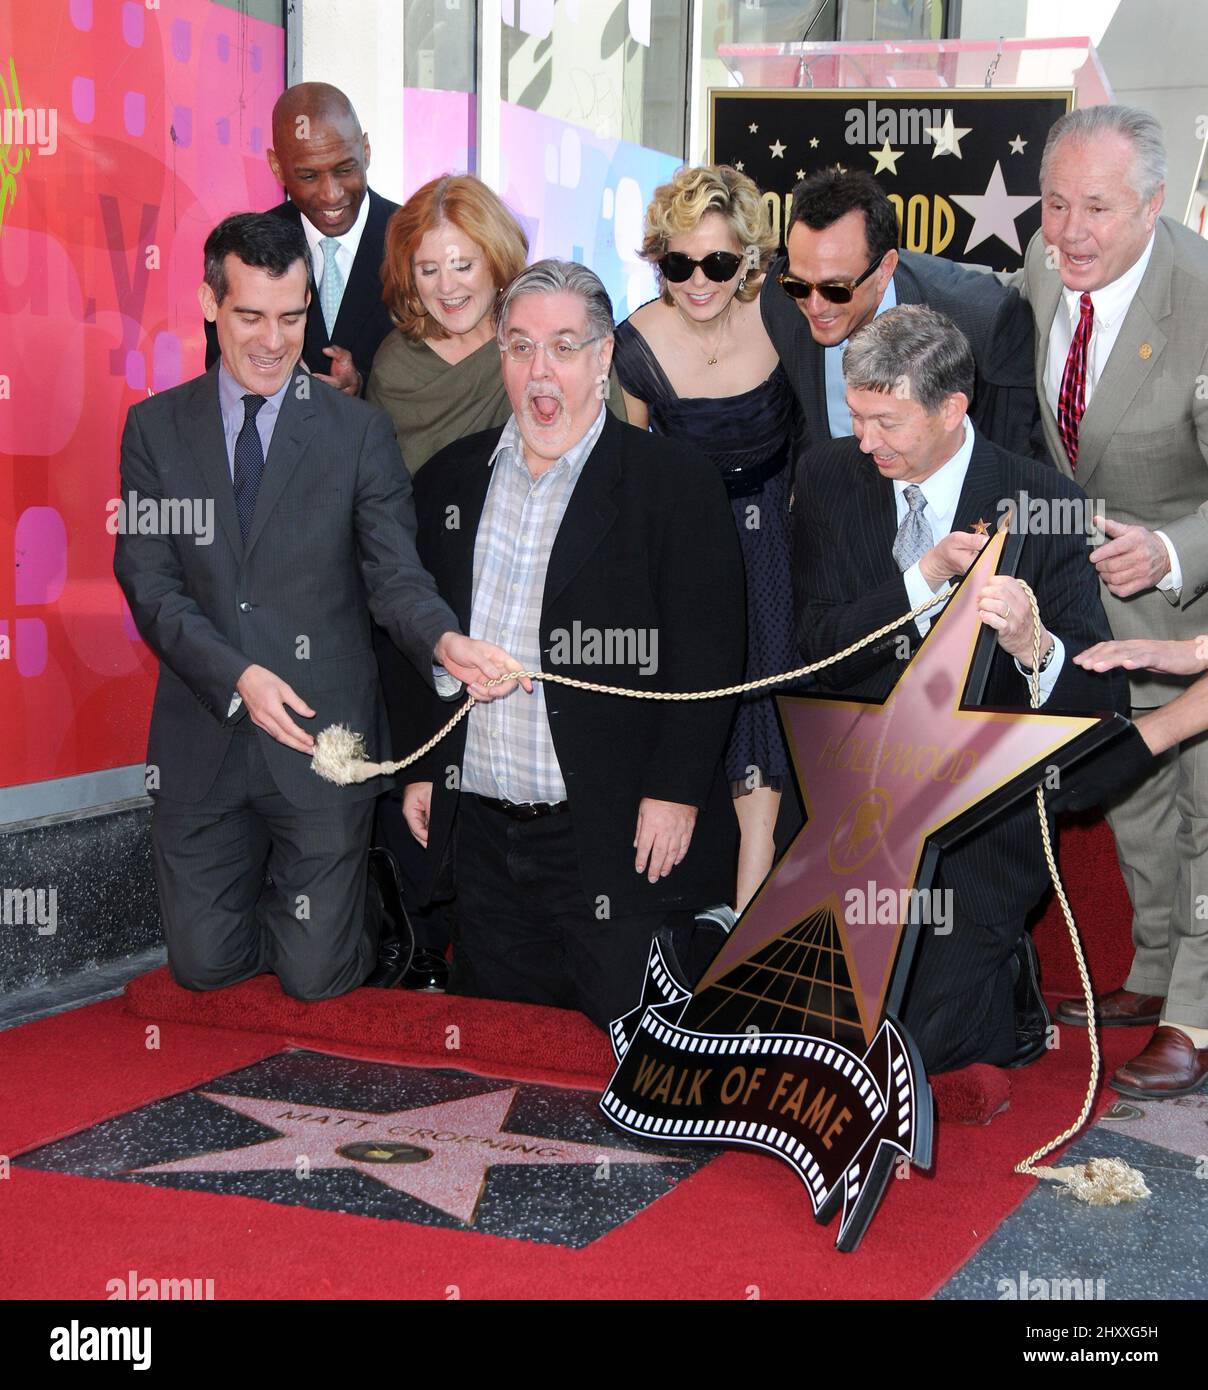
[0,1,284,789]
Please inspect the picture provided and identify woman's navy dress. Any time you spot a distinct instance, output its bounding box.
[613,316,798,794]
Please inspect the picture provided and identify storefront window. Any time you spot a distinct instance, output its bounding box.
[404,0,478,91]
[501,0,689,159]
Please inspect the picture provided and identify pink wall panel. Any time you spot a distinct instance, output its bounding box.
[0,1,284,788]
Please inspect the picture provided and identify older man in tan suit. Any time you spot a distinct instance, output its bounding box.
[1020,104,1208,1098]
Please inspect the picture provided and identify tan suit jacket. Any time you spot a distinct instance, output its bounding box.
[1023,215,1208,706]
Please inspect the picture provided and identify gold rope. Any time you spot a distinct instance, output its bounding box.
[311,585,957,785]
[1010,581,1148,1203]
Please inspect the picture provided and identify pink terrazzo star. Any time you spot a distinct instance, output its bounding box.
[131,1087,676,1225]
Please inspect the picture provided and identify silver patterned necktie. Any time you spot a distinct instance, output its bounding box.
[319,237,345,336]
[893,483,934,572]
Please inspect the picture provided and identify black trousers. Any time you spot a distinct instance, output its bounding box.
[900,900,1021,1073]
[373,789,454,953]
[451,796,673,1029]
[150,724,375,1001]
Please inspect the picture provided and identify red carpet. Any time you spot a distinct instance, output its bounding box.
[123,966,1012,1124]
[1034,812,1134,998]
[1,980,1142,1300]
[1,807,1144,1299]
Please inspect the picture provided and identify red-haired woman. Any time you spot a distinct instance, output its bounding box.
[368,174,529,473]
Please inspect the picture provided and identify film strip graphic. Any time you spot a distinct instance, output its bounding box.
[602,940,933,1251]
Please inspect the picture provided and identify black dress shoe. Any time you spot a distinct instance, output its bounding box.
[401,947,449,992]
[1007,932,1051,1069]
[362,847,415,989]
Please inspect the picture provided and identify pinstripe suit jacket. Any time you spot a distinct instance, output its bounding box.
[114,365,457,809]
[792,432,1127,925]
[1022,216,1208,707]
[762,249,1047,460]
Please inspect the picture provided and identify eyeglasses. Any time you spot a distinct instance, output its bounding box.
[503,335,604,365]
[658,250,744,284]
[777,254,885,305]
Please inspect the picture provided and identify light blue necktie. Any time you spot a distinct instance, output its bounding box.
[319,237,345,337]
[893,484,934,572]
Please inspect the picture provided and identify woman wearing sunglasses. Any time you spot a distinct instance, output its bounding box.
[614,164,795,913]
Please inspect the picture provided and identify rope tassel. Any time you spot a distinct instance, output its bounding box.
[1030,1157,1151,1205]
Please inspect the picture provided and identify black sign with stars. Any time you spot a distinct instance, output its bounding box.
[710,88,1072,271]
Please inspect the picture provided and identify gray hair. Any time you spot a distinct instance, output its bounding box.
[496,258,615,349]
[1040,104,1167,203]
[843,305,975,413]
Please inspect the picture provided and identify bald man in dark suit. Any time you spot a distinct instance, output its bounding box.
[205,82,398,397]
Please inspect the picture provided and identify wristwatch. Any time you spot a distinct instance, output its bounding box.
[1020,637,1056,675]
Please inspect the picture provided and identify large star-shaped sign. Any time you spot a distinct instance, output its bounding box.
[952,160,1041,255]
[692,527,1102,1043]
[132,1087,674,1225]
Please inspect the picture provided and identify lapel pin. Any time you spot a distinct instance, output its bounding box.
[972,518,990,535]
[1139,343,1153,359]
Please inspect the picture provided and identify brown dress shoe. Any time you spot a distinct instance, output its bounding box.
[1054,987,1164,1028]
[1111,1026,1208,1099]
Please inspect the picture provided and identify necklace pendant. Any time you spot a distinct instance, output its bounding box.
[707,354,718,365]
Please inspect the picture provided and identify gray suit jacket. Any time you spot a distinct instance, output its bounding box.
[114,366,458,807]
[1023,216,1208,706]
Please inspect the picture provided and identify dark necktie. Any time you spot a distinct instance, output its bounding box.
[233,393,266,542]
[1057,292,1093,470]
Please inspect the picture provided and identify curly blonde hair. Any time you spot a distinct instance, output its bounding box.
[639,164,777,305]
[382,174,529,342]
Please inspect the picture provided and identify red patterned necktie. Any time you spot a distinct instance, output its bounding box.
[1057,292,1093,470]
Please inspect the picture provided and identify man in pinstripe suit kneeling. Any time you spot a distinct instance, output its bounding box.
[792,305,1127,1072]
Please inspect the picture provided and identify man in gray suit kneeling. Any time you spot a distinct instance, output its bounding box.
[114,212,522,1001]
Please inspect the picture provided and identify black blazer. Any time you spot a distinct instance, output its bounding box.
[204,188,400,390]
[388,411,747,917]
[762,249,1047,461]
[113,366,457,809]
[791,431,1128,924]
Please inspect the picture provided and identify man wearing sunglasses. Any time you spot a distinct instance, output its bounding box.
[762,168,1046,460]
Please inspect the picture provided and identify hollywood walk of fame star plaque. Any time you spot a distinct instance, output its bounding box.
[14,1050,715,1248]
[602,527,1123,1251]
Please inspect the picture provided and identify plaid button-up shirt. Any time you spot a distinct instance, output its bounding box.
[460,406,608,803]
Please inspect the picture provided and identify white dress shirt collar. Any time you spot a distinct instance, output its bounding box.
[1060,230,1155,332]
[892,416,974,528]
[299,189,371,289]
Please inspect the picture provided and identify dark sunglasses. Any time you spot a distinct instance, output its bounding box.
[658,250,744,284]
[777,253,885,305]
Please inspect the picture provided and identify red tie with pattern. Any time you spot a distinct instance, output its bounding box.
[1057,292,1093,470]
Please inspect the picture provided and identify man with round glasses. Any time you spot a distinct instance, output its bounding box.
[388,259,746,1028]
[762,168,1045,459]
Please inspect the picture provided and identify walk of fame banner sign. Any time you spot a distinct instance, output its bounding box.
[710,88,1072,270]
[602,526,1121,1252]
